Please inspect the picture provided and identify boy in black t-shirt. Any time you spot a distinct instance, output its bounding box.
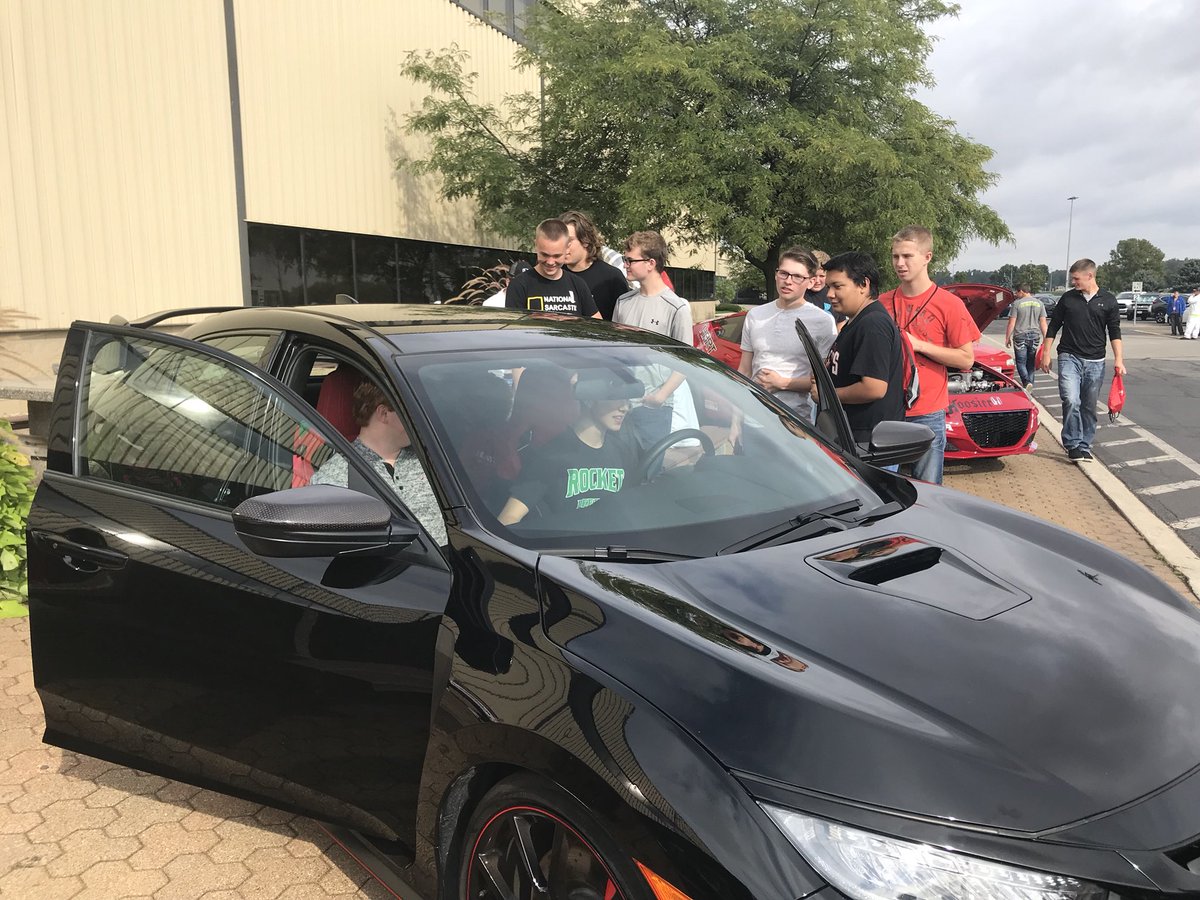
[505,218,601,317]
[823,252,905,443]
[561,210,630,321]
[498,368,642,526]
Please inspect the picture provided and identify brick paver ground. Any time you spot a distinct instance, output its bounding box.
[1,425,1191,898]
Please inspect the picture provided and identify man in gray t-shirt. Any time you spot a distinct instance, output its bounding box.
[1004,285,1047,390]
[613,231,698,475]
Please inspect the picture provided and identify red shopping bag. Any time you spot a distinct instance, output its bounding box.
[1107,373,1126,423]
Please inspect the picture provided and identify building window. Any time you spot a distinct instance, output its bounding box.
[450,0,534,43]
[246,222,716,307]
[666,268,716,301]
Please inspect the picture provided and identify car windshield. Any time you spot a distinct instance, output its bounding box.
[402,343,890,556]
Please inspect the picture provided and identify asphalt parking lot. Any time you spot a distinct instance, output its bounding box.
[986,316,1200,561]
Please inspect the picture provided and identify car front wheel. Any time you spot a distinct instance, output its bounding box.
[458,774,652,900]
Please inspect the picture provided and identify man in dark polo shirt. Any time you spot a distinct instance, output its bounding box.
[1039,258,1126,462]
[823,251,905,445]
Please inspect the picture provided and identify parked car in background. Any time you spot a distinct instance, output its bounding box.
[694,284,1039,460]
[1114,291,1159,319]
[1126,292,1159,320]
[1152,295,1169,323]
[1034,293,1059,315]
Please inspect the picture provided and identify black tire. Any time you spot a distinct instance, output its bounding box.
[457,774,653,900]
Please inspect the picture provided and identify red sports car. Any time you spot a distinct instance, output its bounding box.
[693,283,1038,460]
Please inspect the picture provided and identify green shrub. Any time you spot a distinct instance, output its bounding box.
[715,302,743,313]
[0,421,34,601]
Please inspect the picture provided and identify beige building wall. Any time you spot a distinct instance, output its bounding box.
[0,0,243,334]
[0,0,721,367]
[234,0,535,249]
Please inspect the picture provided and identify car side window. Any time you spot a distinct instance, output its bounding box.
[287,349,448,545]
[194,332,276,368]
[80,332,338,509]
[716,316,744,344]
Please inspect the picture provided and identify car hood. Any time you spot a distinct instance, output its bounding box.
[538,486,1200,836]
[944,283,1016,330]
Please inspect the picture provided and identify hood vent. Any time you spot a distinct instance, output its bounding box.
[808,535,1030,620]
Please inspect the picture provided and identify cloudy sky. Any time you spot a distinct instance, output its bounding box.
[917,0,1200,278]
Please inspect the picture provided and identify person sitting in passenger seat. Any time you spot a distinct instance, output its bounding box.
[312,381,446,544]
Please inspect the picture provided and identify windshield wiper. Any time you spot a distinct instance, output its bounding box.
[540,546,699,562]
[719,499,866,555]
[856,499,905,523]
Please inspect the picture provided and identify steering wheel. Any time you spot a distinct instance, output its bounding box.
[635,428,716,482]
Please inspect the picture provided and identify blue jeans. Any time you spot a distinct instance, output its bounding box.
[1012,331,1041,388]
[905,410,947,484]
[1057,352,1105,451]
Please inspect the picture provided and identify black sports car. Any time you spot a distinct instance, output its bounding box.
[27,304,1200,899]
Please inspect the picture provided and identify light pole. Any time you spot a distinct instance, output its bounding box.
[1065,196,1078,290]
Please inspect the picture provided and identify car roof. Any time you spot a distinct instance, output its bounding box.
[178,303,672,353]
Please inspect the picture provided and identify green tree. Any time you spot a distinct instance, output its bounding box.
[1096,238,1165,292]
[1015,263,1050,291]
[994,264,1018,288]
[401,0,1009,300]
[1164,257,1185,285]
[1177,258,1200,289]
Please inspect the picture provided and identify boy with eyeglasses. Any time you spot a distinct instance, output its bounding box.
[614,231,698,474]
[738,247,837,420]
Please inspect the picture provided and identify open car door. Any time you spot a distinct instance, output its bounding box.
[795,320,934,468]
[28,322,451,853]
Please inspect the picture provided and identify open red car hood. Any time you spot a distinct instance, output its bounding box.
[942,283,1015,330]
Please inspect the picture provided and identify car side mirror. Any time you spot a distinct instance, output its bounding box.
[232,485,418,558]
[860,420,935,468]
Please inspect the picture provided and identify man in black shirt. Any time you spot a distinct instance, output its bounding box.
[823,252,905,444]
[505,218,601,317]
[1039,258,1126,462]
[561,210,630,321]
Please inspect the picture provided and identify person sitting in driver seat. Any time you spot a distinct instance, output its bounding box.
[498,368,642,526]
[312,381,446,544]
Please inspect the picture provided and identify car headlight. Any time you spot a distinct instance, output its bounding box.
[763,807,1108,900]
[1005,357,1015,367]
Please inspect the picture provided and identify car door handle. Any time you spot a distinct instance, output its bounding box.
[30,530,128,573]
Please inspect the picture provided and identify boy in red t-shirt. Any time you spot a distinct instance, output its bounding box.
[881,226,980,484]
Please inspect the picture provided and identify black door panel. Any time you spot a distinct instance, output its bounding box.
[28,325,453,849]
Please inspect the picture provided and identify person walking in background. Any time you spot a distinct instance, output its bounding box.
[1004,284,1047,390]
[823,251,906,444]
[505,218,600,317]
[1168,288,1188,336]
[739,246,836,421]
[1039,258,1125,462]
[560,210,630,321]
[882,225,979,484]
[1186,287,1200,340]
